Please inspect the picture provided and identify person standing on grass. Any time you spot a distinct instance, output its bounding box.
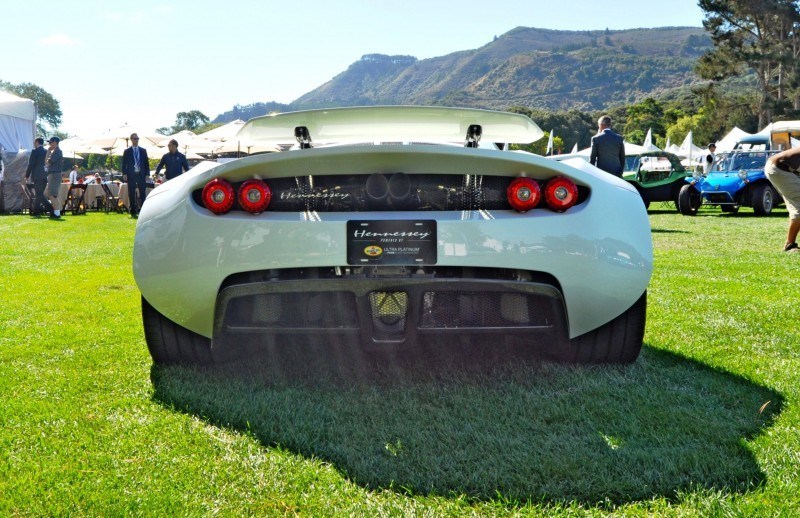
[44,136,64,218]
[766,146,800,252]
[24,137,54,217]
[590,115,626,177]
[121,133,149,216]
[703,143,717,175]
[155,139,190,181]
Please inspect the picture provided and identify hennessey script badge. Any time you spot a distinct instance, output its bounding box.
[280,191,350,200]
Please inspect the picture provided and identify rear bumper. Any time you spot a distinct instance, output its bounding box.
[213,277,568,350]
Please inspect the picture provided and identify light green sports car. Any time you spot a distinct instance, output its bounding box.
[133,106,653,365]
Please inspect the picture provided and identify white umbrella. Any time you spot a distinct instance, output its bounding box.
[156,129,198,146]
[198,119,246,141]
[214,140,280,155]
[59,137,109,155]
[151,146,205,161]
[86,123,163,149]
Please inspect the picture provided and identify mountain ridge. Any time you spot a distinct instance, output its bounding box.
[213,26,711,123]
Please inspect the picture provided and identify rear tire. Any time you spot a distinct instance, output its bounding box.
[549,291,647,364]
[752,183,774,215]
[678,184,701,215]
[142,297,213,365]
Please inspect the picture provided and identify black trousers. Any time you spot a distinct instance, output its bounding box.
[127,173,148,213]
[33,178,53,215]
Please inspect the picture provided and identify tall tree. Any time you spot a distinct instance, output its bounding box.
[0,80,62,134]
[171,110,210,132]
[698,0,800,127]
[623,98,665,145]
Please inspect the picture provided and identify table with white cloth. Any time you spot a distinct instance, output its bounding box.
[118,183,154,210]
[57,183,121,210]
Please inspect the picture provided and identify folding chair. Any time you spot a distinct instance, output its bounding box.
[62,183,88,215]
[22,183,36,214]
[101,183,126,213]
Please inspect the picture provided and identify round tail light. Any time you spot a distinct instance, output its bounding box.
[544,176,578,212]
[507,177,541,212]
[202,179,235,215]
[238,179,272,213]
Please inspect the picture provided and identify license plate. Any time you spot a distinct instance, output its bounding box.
[347,220,437,265]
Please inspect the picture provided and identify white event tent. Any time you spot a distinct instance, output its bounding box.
[715,127,751,152]
[0,91,36,153]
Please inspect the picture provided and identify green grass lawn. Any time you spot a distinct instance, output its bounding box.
[1,207,798,516]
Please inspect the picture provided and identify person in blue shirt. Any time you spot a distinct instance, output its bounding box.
[155,139,190,181]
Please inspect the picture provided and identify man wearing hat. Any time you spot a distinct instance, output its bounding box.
[45,136,64,217]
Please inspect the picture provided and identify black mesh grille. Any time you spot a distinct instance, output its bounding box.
[420,291,551,329]
[224,291,358,329]
[215,267,569,348]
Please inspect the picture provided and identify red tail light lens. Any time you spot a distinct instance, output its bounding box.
[507,177,541,212]
[238,179,272,214]
[202,179,235,215]
[544,176,578,212]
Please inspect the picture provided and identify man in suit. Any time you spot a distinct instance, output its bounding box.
[121,133,150,215]
[24,137,53,216]
[590,115,626,177]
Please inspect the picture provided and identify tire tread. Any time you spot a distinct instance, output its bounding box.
[555,291,646,364]
[141,297,213,365]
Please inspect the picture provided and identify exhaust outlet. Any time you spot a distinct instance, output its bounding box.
[388,172,412,208]
[365,173,389,208]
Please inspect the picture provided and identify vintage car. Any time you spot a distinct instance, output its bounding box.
[622,151,690,210]
[133,107,653,365]
[677,149,781,215]
[732,134,770,151]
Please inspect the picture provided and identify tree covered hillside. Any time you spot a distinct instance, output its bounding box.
[214,26,711,122]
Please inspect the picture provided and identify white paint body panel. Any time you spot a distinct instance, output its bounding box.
[133,145,652,339]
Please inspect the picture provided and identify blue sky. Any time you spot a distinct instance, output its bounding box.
[1,1,705,137]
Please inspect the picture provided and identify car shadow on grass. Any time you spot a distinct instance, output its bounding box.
[150,342,782,507]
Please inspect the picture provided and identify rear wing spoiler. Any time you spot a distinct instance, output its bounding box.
[236,106,544,147]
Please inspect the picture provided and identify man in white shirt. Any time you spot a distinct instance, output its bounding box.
[703,143,717,175]
[68,165,80,185]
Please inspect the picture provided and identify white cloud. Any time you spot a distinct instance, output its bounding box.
[154,5,176,14]
[40,33,78,46]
